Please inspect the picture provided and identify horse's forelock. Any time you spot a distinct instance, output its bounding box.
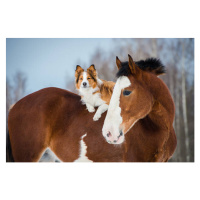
[116,61,131,78]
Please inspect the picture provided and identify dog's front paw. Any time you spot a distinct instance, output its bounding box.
[93,113,101,121]
[87,106,95,113]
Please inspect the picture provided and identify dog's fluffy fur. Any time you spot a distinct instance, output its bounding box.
[75,65,115,121]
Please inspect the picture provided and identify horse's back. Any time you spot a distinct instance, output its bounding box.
[8,87,125,162]
[8,87,81,162]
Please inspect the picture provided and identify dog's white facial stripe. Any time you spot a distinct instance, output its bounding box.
[102,76,131,142]
[83,72,87,81]
[80,72,89,87]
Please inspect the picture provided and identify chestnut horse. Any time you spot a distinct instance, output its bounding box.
[102,55,177,161]
[7,56,176,162]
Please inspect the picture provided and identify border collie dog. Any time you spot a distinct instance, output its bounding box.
[75,65,115,121]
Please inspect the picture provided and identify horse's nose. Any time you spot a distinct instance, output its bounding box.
[105,131,123,144]
[119,130,123,137]
[83,82,87,86]
[107,131,112,137]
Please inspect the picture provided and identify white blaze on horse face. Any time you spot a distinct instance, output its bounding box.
[102,76,131,144]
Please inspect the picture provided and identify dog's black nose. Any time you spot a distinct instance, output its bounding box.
[83,82,87,86]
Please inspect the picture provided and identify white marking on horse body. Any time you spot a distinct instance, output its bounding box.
[102,76,131,143]
[39,147,62,162]
[74,134,93,162]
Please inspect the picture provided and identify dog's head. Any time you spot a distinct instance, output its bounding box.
[75,65,98,90]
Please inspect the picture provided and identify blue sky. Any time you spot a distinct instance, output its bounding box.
[6,38,113,94]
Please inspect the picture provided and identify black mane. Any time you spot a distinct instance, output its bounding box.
[116,58,166,77]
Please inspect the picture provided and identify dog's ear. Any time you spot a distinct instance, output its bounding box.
[75,65,84,75]
[87,64,96,72]
[75,65,84,80]
[87,64,97,78]
[75,65,84,73]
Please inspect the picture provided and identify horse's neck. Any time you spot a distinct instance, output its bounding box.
[147,100,172,131]
[147,77,175,130]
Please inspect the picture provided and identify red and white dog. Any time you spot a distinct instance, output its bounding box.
[75,65,115,121]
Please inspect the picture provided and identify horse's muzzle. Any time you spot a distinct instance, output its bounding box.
[104,130,124,144]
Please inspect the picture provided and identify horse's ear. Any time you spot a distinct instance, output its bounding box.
[128,54,139,75]
[116,56,122,69]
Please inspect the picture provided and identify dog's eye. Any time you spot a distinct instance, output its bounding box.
[87,78,91,80]
[123,90,132,96]
[80,78,83,80]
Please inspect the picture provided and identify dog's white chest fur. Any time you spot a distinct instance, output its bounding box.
[78,86,108,121]
[76,76,109,121]
[79,87,105,107]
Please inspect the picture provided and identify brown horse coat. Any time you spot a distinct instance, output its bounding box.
[8,86,176,162]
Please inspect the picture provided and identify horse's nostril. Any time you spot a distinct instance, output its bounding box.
[107,131,111,137]
[120,131,123,136]
[118,131,123,138]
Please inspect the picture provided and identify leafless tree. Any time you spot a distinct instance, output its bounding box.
[181,39,190,161]
[6,71,27,161]
[6,71,27,123]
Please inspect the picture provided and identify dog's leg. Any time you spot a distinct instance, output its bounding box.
[93,104,109,121]
[86,103,95,112]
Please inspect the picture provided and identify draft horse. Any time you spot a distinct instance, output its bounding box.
[7,55,176,162]
[102,55,177,161]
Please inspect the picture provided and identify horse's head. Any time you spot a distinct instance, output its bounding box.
[102,55,165,144]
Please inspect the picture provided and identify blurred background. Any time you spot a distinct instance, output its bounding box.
[6,38,194,162]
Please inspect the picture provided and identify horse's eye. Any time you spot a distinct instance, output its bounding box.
[123,90,132,96]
